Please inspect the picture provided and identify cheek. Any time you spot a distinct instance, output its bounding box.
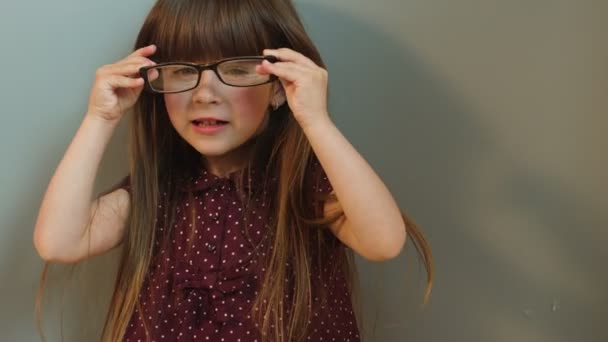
[163,94,186,120]
[230,88,271,122]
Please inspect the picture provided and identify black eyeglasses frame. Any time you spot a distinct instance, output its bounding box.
[139,55,279,94]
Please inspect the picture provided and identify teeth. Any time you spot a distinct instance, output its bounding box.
[195,119,225,127]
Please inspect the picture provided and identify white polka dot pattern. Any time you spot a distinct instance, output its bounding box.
[122,159,360,341]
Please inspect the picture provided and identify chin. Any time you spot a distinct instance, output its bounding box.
[192,145,231,157]
[191,139,244,157]
[182,133,255,159]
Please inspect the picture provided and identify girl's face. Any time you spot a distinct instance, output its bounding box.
[164,68,275,168]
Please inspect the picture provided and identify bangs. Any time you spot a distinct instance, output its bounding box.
[141,0,283,63]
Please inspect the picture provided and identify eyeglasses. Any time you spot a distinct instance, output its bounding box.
[139,55,278,94]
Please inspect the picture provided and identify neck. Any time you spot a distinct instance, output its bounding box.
[202,141,256,178]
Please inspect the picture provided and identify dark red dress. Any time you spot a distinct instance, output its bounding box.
[122,160,360,341]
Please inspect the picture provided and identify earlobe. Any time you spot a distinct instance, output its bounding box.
[271,82,286,110]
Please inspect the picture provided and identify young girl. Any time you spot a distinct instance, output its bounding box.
[34,0,433,341]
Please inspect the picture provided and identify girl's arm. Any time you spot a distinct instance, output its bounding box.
[33,115,130,263]
[258,48,406,261]
[33,45,157,263]
[305,118,407,262]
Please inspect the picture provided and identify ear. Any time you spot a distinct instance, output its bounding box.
[270,81,286,110]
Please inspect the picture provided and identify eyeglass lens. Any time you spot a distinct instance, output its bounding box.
[146,58,272,92]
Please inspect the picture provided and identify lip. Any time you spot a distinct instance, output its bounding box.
[193,116,229,122]
[191,120,229,135]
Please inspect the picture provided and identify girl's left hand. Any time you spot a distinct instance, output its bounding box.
[256,48,329,129]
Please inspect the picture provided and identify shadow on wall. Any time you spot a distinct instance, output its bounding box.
[298,2,607,342]
[2,1,606,342]
[0,120,128,341]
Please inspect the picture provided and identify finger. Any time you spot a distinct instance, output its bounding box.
[116,56,156,71]
[119,44,157,63]
[106,75,144,89]
[122,56,157,66]
[263,48,316,68]
[147,68,160,82]
[101,62,154,78]
[132,44,157,57]
[259,60,308,83]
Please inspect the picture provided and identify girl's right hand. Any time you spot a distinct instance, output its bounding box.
[86,44,157,123]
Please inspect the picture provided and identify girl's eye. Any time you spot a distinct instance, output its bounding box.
[173,67,197,75]
[223,67,249,75]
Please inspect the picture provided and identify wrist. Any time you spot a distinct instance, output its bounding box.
[84,111,121,129]
[300,112,334,134]
[83,112,121,136]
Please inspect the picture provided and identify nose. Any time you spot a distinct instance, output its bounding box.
[195,69,224,89]
[192,70,220,104]
[199,69,220,86]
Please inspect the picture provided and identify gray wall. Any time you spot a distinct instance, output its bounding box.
[1,0,605,341]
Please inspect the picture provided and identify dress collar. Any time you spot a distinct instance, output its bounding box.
[182,163,272,193]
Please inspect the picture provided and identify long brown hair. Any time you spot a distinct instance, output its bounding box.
[37,0,433,341]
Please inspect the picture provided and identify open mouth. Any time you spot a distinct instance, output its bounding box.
[192,119,229,127]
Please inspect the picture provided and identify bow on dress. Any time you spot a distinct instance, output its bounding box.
[172,260,259,326]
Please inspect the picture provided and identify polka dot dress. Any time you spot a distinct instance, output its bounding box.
[122,159,361,341]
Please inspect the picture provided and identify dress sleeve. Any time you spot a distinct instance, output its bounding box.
[307,155,335,219]
[307,156,344,250]
[116,175,131,193]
